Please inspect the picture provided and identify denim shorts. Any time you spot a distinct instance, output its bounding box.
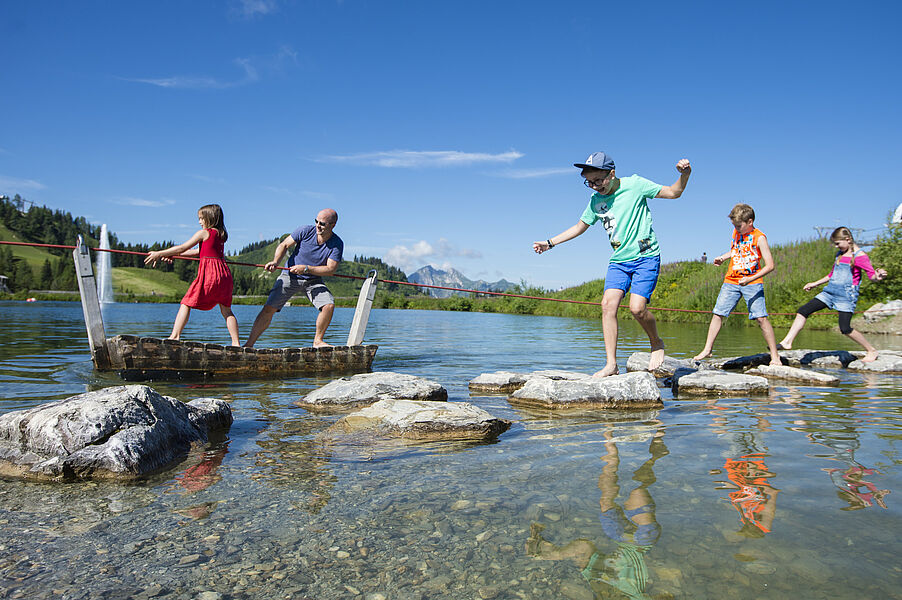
[604,256,661,300]
[713,282,768,319]
[265,272,335,311]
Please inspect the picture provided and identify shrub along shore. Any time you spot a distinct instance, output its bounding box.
[4,232,900,332]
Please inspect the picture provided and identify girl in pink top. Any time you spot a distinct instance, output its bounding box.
[144,204,239,346]
[778,227,887,361]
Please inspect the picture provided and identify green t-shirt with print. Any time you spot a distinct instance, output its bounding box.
[580,174,663,263]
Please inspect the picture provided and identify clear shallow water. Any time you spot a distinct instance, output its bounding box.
[1,300,901,599]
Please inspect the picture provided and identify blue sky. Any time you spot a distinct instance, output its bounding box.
[2,1,900,289]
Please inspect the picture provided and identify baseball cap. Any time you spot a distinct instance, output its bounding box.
[574,151,615,171]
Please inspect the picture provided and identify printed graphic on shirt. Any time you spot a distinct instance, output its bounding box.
[595,201,621,249]
[639,238,652,253]
[730,233,760,277]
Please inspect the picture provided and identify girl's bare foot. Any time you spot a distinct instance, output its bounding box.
[313,341,334,348]
[692,349,711,361]
[776,342,790,350]
[592,364,619,378]
[862,350,879,363]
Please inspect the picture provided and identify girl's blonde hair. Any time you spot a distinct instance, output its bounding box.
[830,226,854,245]
[198,204,228,242]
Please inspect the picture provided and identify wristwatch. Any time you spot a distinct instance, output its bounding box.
[303,265,309,274]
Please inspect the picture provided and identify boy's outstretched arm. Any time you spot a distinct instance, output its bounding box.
[739,235,775,286]
[533,221,589,254]
[656,159,692,199]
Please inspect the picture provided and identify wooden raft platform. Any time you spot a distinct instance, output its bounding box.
[104,335,378,381]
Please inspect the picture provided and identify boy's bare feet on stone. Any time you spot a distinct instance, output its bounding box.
[648,343,666,371]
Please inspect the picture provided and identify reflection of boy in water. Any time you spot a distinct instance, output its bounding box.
[719,453,779,537]
[526,428,668,599]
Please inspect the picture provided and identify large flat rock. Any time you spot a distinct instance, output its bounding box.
[745,365,840,385]
[509,372,662,409]
[847,353,902,373]
[0,385,232,481]
[468,370,590,394]
[672,369,769,396]
[626,352,704,377]
[297,372,448,409]
[328,399,511,441]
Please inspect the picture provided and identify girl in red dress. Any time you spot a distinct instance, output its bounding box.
[144,204,239,345]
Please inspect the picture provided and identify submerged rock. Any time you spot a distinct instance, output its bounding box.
[847,353,902,373]
[509,372,662,409]
[672,369,769,396]
[0,385,232,481]
[468,369,590,394]
[468,371,528,394]
[626,352,704,377]
[328,399,511,441]
[745,365,840,385]
[298,372,447,409]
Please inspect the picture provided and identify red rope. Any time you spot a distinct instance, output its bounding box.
[0,239,848,316]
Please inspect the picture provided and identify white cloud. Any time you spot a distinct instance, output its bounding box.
[231,0,279,18]
[384,237,482,271]
[493,167,573,179]
[113,197,177,208]
[0,175,46,191]
[320,150,523,168]
[125,46,298,90]
[190,174,227,184]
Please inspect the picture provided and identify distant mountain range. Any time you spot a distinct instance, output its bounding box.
[407,265,517,298]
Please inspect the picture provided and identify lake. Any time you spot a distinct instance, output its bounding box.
[1,300,901,599]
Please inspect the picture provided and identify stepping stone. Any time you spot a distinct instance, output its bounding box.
[745,365,840,385]
[509,372,662,410]
[328,399,511,441]
[778,349,859,367]
[468,370,589,394]
[297,372,447,410]
[672,369,769,396]
[468,371,528,394]
[0,385,232,481]
[847,354,902,373]
[627,352,704,377]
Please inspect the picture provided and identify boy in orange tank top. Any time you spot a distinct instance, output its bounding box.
[692,204,781,365]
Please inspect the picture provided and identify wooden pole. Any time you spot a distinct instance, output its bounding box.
[73,235,111,369]
[347,270,378,346]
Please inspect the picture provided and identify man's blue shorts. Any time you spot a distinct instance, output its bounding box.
[713,282,768,320]
[604,256,661,300]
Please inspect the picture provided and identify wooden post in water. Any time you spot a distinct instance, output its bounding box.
[73,235,111,369]
[347,270,378,346]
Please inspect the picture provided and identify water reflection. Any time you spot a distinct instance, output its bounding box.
[791,420,891,511]
[526,424,667,599]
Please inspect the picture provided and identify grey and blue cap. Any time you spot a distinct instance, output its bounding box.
[574,151,615,171]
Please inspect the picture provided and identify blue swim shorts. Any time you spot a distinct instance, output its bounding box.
[713,282,768,320]
[604,256,661,300]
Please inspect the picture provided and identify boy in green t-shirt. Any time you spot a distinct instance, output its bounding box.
[534,151,691,377]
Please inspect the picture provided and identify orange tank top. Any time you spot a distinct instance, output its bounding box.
[724,228,765,284]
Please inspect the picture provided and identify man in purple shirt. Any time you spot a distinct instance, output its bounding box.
[244,208,343,348]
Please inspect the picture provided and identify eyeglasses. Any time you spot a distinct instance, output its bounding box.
[314,219,333,227]
[583,174,611,189]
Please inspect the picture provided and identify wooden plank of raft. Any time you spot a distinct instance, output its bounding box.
[106,335,377,381]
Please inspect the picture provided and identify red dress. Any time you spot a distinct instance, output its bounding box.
[181,229,233,310]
